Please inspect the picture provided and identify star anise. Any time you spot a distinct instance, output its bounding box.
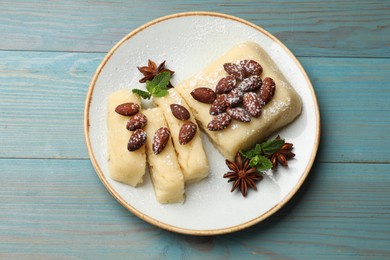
[223,152,263,197]
[269,136,295,168]
[137,59,175,87]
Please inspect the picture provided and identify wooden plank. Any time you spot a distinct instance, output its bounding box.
[1,51,389,162]
[0,51,103,159]
[0,159,389,259]
[0,0,388,57]
[300,57,390,163]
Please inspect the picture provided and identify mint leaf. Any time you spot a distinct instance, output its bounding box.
[153,88,169,97]
[142,71,171,99]
[249,155,273,171]
[261,139,285,156]
[145,80,154,93]
[152,71,171,88]
[132,89,151,100]
[240,136,288,172]
[240,144,262,159]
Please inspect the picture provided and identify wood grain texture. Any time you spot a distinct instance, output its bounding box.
[0,51,102,158]
[1,1,389,258]
[1,52,389,162]
[0,0,388,57]
[300,57,390,163]
[0,159,389,259]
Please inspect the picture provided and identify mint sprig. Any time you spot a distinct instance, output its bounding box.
[132,89,151,100]
[261,138,285,156]
[240,137,285,171]
[132,71,171,99]
[249,155,274,171]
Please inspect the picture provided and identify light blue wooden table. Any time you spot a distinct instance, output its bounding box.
[1,1,389,259]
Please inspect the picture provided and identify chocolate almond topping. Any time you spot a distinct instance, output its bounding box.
[223,63,245,81]
[243,92,262,118]
[128,129,147,152]
[238,75,262,92]
[207,113,232,131]
[178,121,197,145]
[115,102,140,116]
[126,113,147,131]
[240,59,263,76]
[227,107,251,122]
[227,88,244,107]
[215,75,236,94]
[153,127,170,155]
[209,94,229,115]
[170,104,190,121]
[190,87,216,104]
[260,77,276,105]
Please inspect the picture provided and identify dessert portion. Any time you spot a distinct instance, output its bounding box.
[105,43,303,201]
[143,108,185,204]
[176,42,302,160]
[107,89,146,186]
[154,89,209,183]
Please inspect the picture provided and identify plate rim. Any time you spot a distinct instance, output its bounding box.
[83,11,321,236]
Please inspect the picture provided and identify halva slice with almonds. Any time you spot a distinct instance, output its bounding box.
[154,88,209,183]
[176,42,302,160]
[143,108,185,204]
[107,89,146,186]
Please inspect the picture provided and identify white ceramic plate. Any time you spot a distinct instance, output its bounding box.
[84,12,320,235]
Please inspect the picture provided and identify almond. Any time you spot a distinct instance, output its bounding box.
[223,63,245,81]
[170,104,190,121]
[227,88,244,107]
[243,92,262,118]
[240,59,263,76]
[128,129,147,152]
[178,121,197,145]
[190,87,216,104]
[226,107,251,122]
[260,77,276,105]
[207,113,232,131]
[209,94,229,115]
[126,113,147,131]
[215,75,236,94]
[238,75,262,92]
[153,127,170,155]
[115,102,140,116]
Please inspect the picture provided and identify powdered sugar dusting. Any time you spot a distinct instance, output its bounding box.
[161,152,174,166]
[231,123,239,130]
[263,99,289,118]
